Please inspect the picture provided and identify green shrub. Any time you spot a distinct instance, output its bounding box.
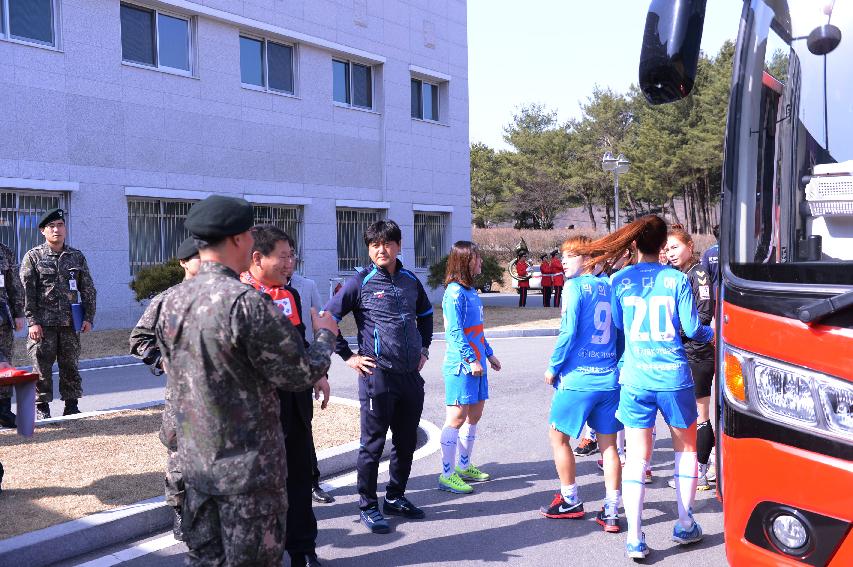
[129,258,184,302]
[427,253,504,292]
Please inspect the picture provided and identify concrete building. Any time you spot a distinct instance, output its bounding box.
[0,0,471,328]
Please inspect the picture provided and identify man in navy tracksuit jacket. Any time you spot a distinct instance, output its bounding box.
[324,220,434,534]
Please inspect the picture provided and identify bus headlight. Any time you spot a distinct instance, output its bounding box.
[771,513,809,552]
[754,363,818,425]
[817,381,853,435]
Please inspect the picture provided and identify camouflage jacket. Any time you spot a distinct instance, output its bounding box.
[129,286,176,360]
[20,243,96,327]
[0,243,25,327]
[155,262,334,495]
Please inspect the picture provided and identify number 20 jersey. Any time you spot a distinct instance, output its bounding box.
[547,274,620,391]
[610,263,714,391]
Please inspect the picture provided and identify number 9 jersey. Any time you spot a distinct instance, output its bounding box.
[610,263,714,392]
[547,274,620,391]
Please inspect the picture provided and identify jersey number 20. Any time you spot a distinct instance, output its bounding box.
[624,296,675,342]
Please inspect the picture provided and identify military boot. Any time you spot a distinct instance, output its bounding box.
[36,402,51,420]
[0,398,16,428]
[63,399,81,416]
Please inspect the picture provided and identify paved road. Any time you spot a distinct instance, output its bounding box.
[58,336,726,566]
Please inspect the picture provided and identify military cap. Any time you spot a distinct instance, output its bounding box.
[176,236,199,261]
[184,195,254,240]
[38,208,65,229]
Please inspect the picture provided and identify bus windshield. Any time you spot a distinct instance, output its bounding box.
[728,0,853,286]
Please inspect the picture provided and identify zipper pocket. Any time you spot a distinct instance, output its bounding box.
[373,328,381,360]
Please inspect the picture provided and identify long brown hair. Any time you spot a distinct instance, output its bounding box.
[577,215,668,271]
[445,240,480,288]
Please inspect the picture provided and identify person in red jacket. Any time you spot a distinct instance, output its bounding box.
[550,250,564,308]
[516,251,530,308]
[540,254,553,308]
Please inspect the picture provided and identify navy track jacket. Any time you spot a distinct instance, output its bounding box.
[325,260,434,373]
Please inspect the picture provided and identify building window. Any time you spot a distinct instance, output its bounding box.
[239,35,294,94]
[127,198,196,275]
[333,59,372,109]
[336,208,381,271]
[411,79,440,121]
[0,190,66,261]
[414,212,448,268]
[120,3,192,74]
[1,0,58,46]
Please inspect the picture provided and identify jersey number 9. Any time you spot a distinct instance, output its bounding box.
[591,301,612,344]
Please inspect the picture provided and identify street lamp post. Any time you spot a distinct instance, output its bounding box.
[602,152,631,231]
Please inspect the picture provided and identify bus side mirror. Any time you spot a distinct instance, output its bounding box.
[806,24,841,56]
[639,0,708,105]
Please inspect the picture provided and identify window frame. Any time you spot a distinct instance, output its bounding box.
[0,189,68,262]
[0,0,61,49]
[335,207,383,272]
[411,78,440,123]
[413,211,449,269]
[332,57,374,111]
[120,2,196,78]
[126,197,198,276]
[239,32,297,97]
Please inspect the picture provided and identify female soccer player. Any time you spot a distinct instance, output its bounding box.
[439,241,501,495]
[665,228,716,491]
[581,215,713,559]
[541,236,624,533]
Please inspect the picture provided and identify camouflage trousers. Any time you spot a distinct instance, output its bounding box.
[183,487,287,567]
[28,326,82,403]
[160,397,184,508]
[0,324,14,400]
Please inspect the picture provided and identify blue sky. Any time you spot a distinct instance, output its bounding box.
[467,0,745,150]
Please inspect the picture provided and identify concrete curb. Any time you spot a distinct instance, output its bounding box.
[0,396,435,567]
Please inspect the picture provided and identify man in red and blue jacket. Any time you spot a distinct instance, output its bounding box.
[325,219,434,535]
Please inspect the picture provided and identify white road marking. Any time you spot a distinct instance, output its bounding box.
[72,534,178,566]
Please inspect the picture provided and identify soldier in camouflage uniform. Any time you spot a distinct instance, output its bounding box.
[20,209,96,419]
[155,196,338,566]
[129,237,200,542]
[0,242,26,428]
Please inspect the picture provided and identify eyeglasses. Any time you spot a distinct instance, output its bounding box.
[283,254,299,262]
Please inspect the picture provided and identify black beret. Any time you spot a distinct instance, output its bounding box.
[176,237,199,261]
[184,196,254,240]
[38,208,65,229]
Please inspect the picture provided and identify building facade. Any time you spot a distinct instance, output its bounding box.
[0,0,471,328]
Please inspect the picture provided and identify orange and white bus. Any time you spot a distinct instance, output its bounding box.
[639,1,853,564]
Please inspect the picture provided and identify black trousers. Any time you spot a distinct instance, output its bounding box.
[518,288,528,307]
[279,389,317,555]
[357,368,424,509]
[552,286,563,308]
[542,285,552,307]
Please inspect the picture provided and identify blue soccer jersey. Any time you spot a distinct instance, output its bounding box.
[442,282,493,375]
[547,274,620,391]
[610,262,714,391]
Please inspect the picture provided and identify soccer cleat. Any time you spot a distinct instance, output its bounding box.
[383,495,425,519]
[438,472,473,494]
[667,474,711,491]
[456,464,490,482]
[595,506,622,533]
[359,505,390,534]
[626,533,650,560]
[539,493,584,519]
[672,513,704,545]
[573,438,598,456]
